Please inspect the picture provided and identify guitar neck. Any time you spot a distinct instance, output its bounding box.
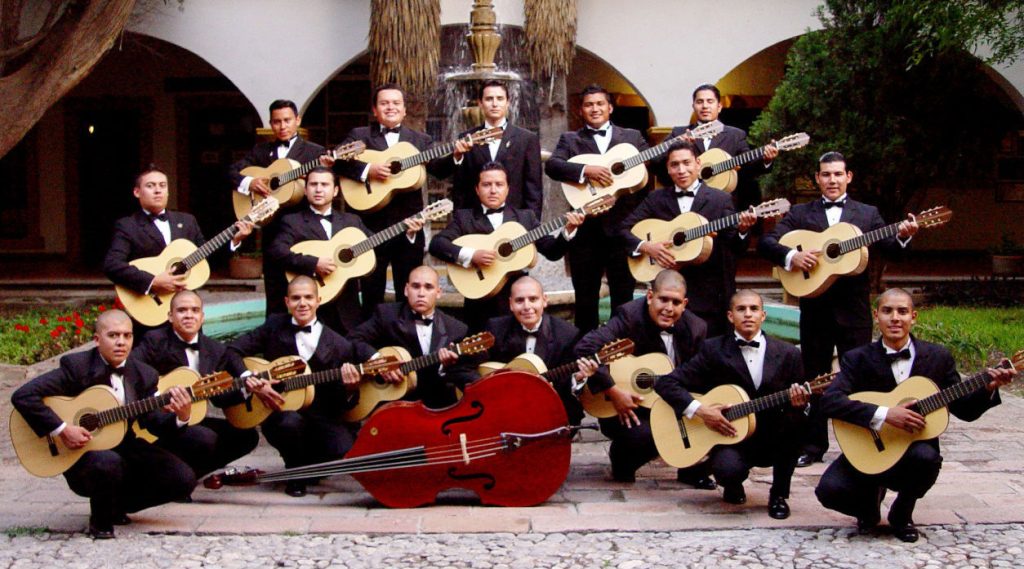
[93,390,176,428]
[722,387,793,421]
[279,366,354,392]
[399,344,467,375]
[543,348,610,383]
[350,219,410,257]
[839,221,903,255]
[179,223,242,272]
[398,140,457,172]
[684,210,743,242]
[622,135,684,171]
[914,366,1004,416]
[276,156,323,186]
[507,214,572,253]
[706,145,768,177]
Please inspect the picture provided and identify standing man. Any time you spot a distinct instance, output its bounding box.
[483,276,593,425]
[329,83,439,317]
[621,140,756,336]
[228,276,372,497]
[429,163,581,332]
[351,265,480,409]
[105,167,252,332]
[132,290,259,477]
[229,100,325,315]
[11,310,196,539]
[438,79,543,216]
[655,290,807,518]
[816,288,1014,542]
[545,84,650,333]
[758,151,919,467]
[574,270,710,485]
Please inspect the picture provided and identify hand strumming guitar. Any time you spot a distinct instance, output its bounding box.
[606,386,642,428]
[59,425,92,449]
[639,240,676,269]
[368,163,392,182]
[471,249,497,267]
[150,271,188,294]
[246,376,285,412]
[249,177,272,197]
[582,165,614,187]
[695,403,737,437]
[885,401,926,433]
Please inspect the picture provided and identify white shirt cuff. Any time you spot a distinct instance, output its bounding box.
[562,227,577,240]
[454,155,464,165]
[457,247,475,268]
[783,249,797,272]
[237,176,253,196]
[577,169,587,184]
[898,235,912,247]
[870,406,888,431]
[360,164,370,182]
[684,400,702,419]
[175,418,189,428]
[631,241,645,257]
[50,422,67,437]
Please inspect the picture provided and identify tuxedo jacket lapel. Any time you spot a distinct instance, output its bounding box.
[136,212,167,249]
[577,128,601,155]
[493,126,514,162]
[723,341,756,392]
[762,339,785,393]
[429,315,450,353]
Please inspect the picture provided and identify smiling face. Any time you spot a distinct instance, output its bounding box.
[169,292,204,342]
[285,279,320,326]
[373,88,406,129]
[305,170,338,211]
[270,107,300,142]
[816,160,853,201]
[692,88,722,123]
[509,278,547,330]
[134,171,169,213]
[874,290,917,348]
[646,284,688,329]
[475,168,509,209]
[580,92,613,129]
[404,266,441,316]
[667,147,701,190]
[727,291,766,340]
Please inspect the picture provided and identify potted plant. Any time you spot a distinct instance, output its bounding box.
[229,232,264,279]
[990,233,1024,276]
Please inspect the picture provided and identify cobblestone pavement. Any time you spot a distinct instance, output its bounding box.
[2,525,1024,568]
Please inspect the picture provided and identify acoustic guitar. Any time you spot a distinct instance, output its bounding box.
[578,352,673,419]
[776,205,953,298]
[340,127,502,212]
[115,198,279,327]
[478,338,634,383]
[223,355,400,429]
[833,350,1023,475]
[650,372,834,468]
[232,141,366,220]
[698,132,810,192]
[286,199,453,304]
[447,195,615,300]
[627,198,791,282]
[560,121,724,209]
[344,332,495,422]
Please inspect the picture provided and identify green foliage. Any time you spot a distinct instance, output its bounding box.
[751,0,1021,221]
[914,305,1023,371]
[0,303,113,365]
[4,526,48,538]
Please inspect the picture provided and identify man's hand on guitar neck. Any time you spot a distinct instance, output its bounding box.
[897,213,919,240]
[59,425,92,449]
[885,401,925,433]
[246,377,285,412]
[150,270,188,294]
[231,220,255,247]
[695,404,737,437]
[582,165,614,187]
[404,216,425,239]
[606,386,642,428]
[162,386,193,423]
[564,211,586,233]
[985,365,1017,392]
[452,138,473,161]
[639,241,676,269]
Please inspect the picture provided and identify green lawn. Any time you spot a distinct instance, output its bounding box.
[914,305,1022,374]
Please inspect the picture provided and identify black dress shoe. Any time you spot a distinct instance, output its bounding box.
[890,521,920,543]
[722,485,746,505]
[284,480,307,497]
[611,468,636,483]
[677,471,717,490]
[856,515,880,534]
[768,495,790,519]
[87,519,115,540]
[795,453,823,468]
[112,513,131,526]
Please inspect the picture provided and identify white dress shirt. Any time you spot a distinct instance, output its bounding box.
[311,206,333,239]
[293,318,324,362]
[869,339,916,431]
[523,319,542,354]
[237,137,296,195]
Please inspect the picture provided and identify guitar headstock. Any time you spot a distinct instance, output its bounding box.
[457,332,496,355]
[1007,349,1024,372]
[419,199,454,222]
[245,197,281,225]
[596,339,635,364]
[751,198,791,219]
[331,140,367,160]
[192,371,236,399]
[802,371,838,395]
[774,132,810,152]
[468,126,504,145]
[361,354,401,376]
[266,358,307,380]
[203,466,263,489]
[581,194,617,217]
[681,120,724,141]
[915,206,953,228]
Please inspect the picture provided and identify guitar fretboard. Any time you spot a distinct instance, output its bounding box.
[543,350,609,383]
[620,134,688,171]
[279,364,378,393]
[723,388,792,421]
[838,222,903,255]
[277,156,323,186]
[351,219,411,257]
[94,391,175,428]
[508,212,577,252]
[682,211,744,242]
[398,139,462,172]
[914,363,1010,415]
[706,145,768,177]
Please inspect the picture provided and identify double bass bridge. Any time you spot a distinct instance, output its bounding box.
[499,425,584,450]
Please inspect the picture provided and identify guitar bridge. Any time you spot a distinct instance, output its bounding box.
[475,268,484,281]
[363,179,373,195]
[677,417,692,449]
[796,244,810,280]
[45,434,59,457]
[869,429,885,452]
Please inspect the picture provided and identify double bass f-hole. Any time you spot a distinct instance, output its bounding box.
[446,468,496,489]
[441,400,484,435]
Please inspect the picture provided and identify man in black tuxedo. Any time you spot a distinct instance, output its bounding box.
[545,84,650,333]
[429,162,582,332]
[654,84,777,210]
[621,140,757,336]
[758,151,919,467]
[11,310,196,539]
[815,288,1014,542]
[351,265,481,409]
[229,99,325,315]
[483,276,596,425]
[574,270,709,484]
[329,83,440,317]
[228,276,371,497]
[655,290,807,518]
[131,290,259,477]
[104,167,253,329]
[436,79,543,216]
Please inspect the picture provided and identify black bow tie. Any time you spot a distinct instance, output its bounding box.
[885,348,911,363]
[147,212,168,222]
[675,190,696,198]
[381,126,401,135]
[173,337,200,352]
[276,138,294,148]
[413,313,433,324]
[104,363,124,381]
[585,128,607,137]
[823,200,846,209]
[314,211,332,220]
[736,338,761,348]
[291,323,313,334]
[484,206,505,215]
[522,327,540,336]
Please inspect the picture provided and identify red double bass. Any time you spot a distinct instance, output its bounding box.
[205,371,574,508]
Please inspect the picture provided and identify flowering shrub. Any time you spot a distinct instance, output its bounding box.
[0,302,113,365]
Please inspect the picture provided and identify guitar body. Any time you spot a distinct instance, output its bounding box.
[650,385,755,468]
[234,158,306,220]
[10,385,128,478]
[447,222,538,299]
[776,223,869,298]
[344,346,416,422]
[285,226,377,304]
[561,143,650,209]
[114,239,211,327]
[627,212,715,282]
[339,142,427,212]
[223,356,311,429]
[832,376,949,475]
[697,148,739,193]
[134,368,205,443]
[580,353,673,419]
[477,352,547,377]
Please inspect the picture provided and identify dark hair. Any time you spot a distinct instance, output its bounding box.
[818,151,848,171]
[729,289,763,310]
[477,80,509,100]
[579,84,612,105]
[665,140,699,159]
[876,287,915,309]
[307,165,337,185]
[373,83,406,106]
[269,99,299,116]
[134,163,166,187]
[692,84,721,102]
[479,161,508,178]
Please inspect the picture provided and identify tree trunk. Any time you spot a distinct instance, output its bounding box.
[0,0,136,158]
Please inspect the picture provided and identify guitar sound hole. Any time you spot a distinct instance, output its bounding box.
[269,177,281,190]
[170,262,188,276]
[79,413,99,432]
[497,242,513,258]
[610,162,625,175]
[700,166,713,180]
[672,232,686,246]
[825,243,842,260]
[337,249,354,263]
[389,161,402,175]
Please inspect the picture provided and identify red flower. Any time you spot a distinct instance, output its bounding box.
[97,305,107,312]
[50,329,60,338]
[14,324,29,333]
[55,325,66,333]
[73,311,80,319]
[113,298,125,310]
[74,328,82,335]
[75,318,85,328]
[39,317,48,325]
